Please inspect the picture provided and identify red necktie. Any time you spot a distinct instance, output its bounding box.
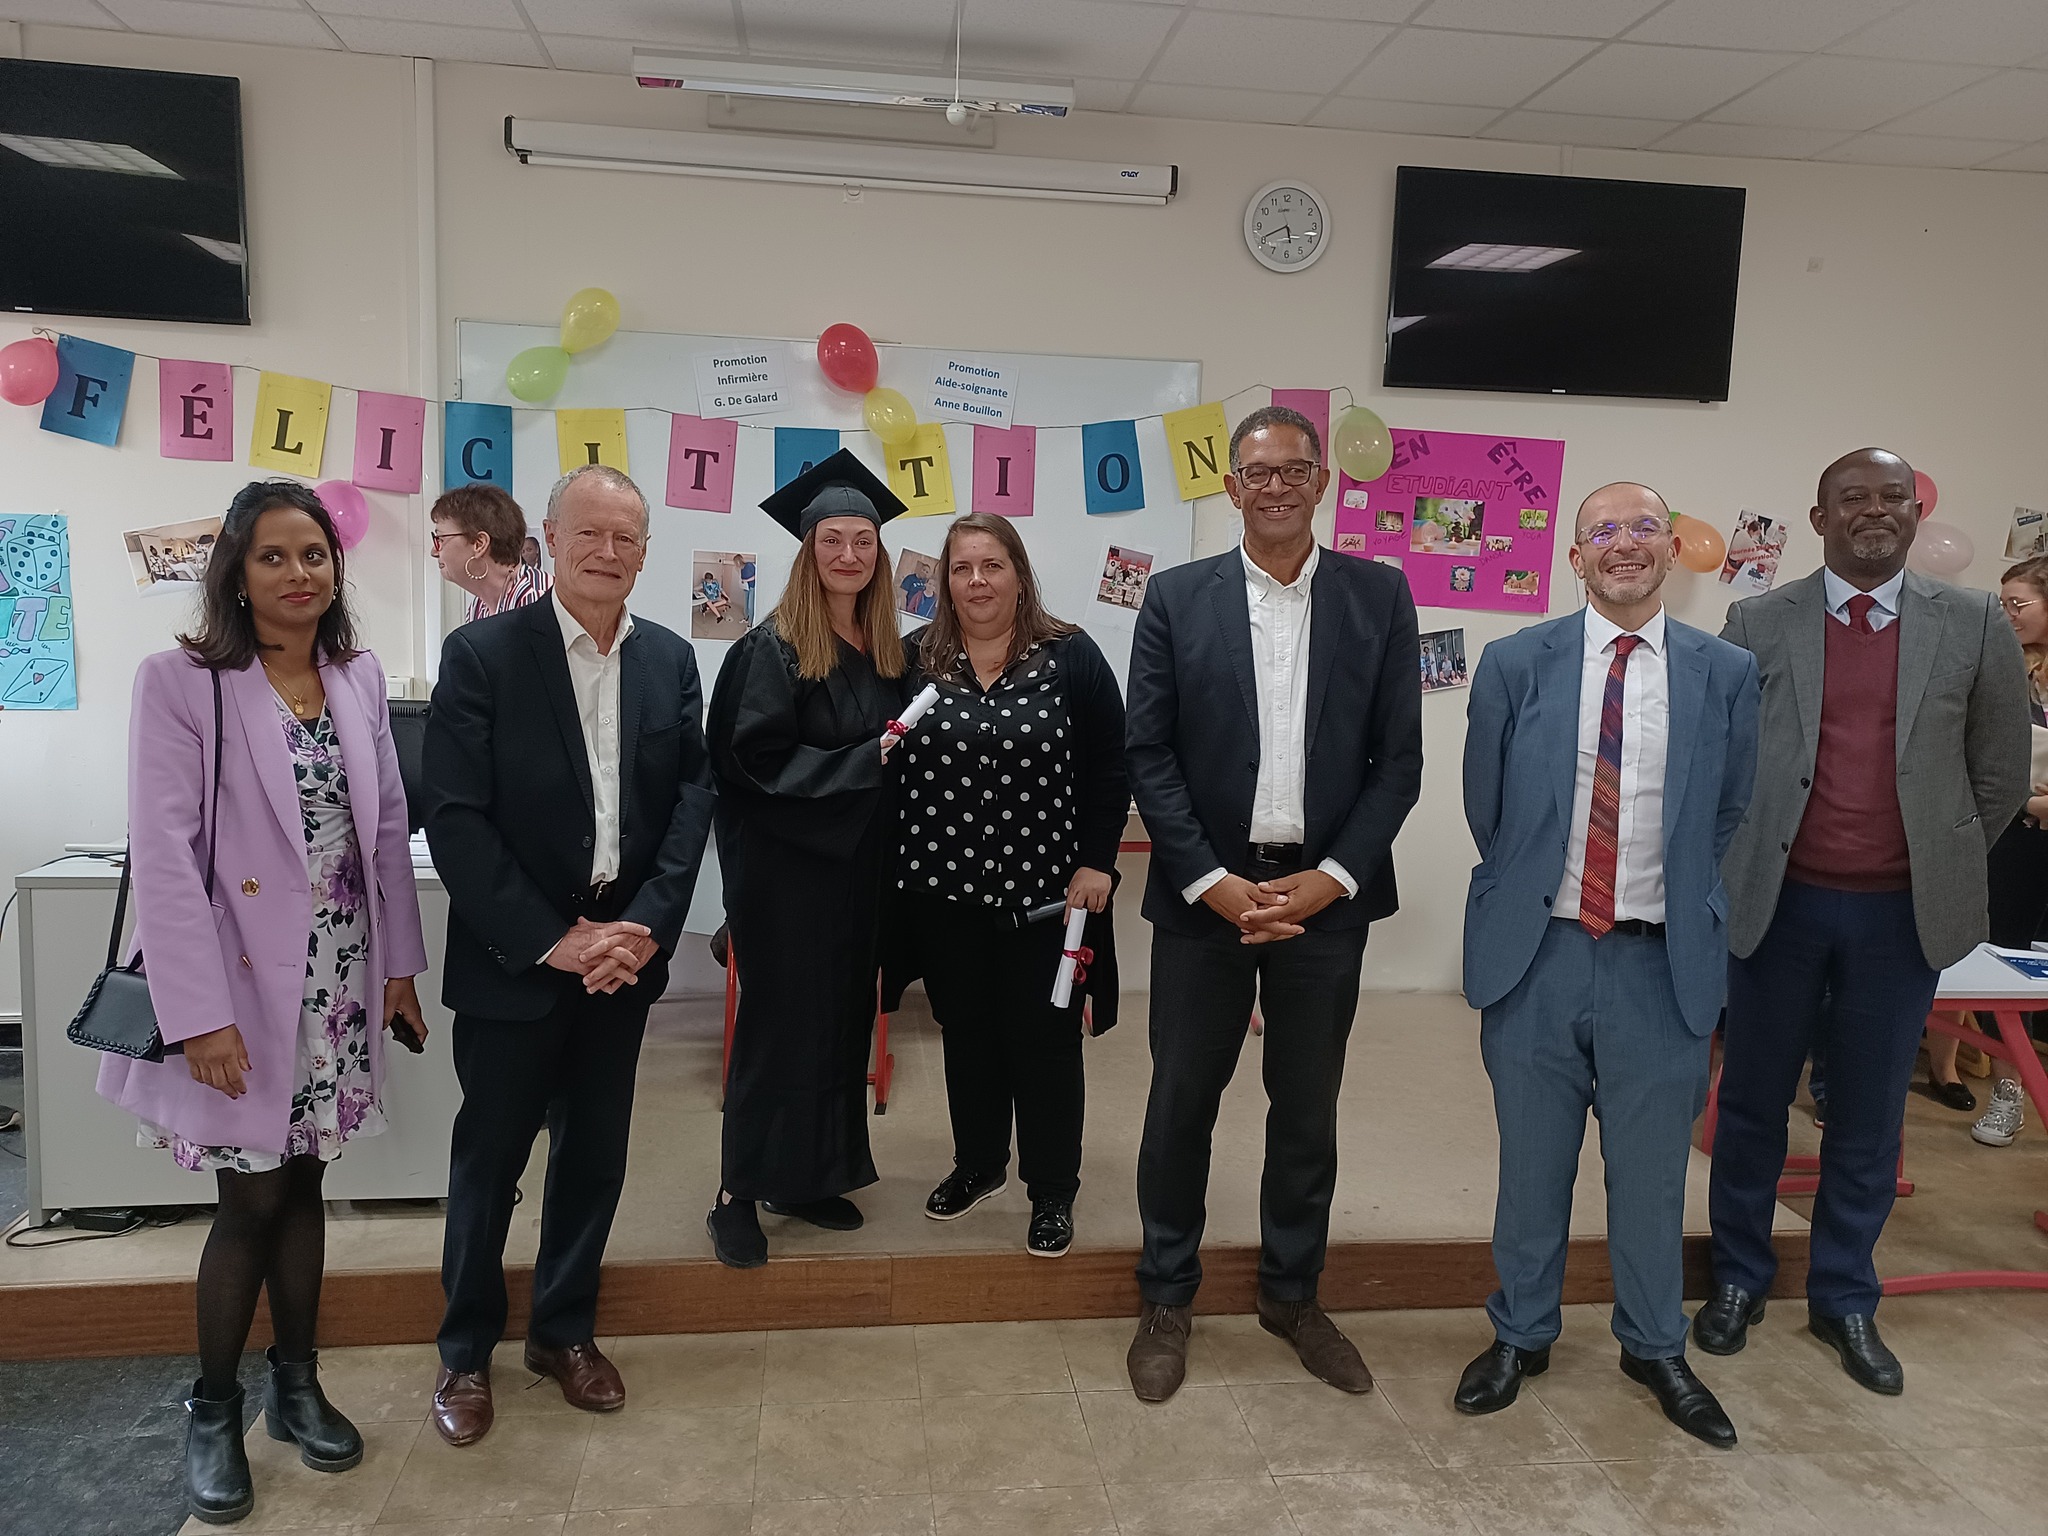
[1847,593,1876,635]
[1579,634,1641,939]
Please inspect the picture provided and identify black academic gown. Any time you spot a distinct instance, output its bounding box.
[707,620,909,1203]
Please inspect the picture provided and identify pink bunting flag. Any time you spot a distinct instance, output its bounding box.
[351,391,427,493]
[666,413,740,512]
[971,424,1036,516]
[1271,389,1331,461]
[158,359,234,462]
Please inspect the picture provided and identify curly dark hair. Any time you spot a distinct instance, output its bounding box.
[178,480,360,670]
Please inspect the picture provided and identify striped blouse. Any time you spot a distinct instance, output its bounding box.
[463,562,553,625]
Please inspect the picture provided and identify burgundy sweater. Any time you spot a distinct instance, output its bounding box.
[1785,611,1911,892]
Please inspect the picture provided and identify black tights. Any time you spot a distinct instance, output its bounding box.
[195,1155,328,1399]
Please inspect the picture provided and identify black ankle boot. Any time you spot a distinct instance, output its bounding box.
[184,1379,254,1525]
[264,1347,364,1472]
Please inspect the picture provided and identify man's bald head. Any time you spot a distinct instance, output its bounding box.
[1817,448,1914,509]
[1811,447,1919,584]
[1575,482,1670,537]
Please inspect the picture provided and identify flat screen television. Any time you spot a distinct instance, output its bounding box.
[0,59,249,326]
[1383,165,1745,402]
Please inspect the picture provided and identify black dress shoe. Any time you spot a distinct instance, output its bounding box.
[1027,1197,1074,1257]
[925,1167,1008,1220]
[1692,1284,1764,1356]
[762,1195,864,1230]
[706,1197,767,1269]
[1454,1340,1548,1415]
[1620,1352,1738,1448]
[1808,1309,1904,1395]
[1917,1075,1978,1113]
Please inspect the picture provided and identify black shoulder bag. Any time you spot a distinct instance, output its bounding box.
[67,669,223,1063]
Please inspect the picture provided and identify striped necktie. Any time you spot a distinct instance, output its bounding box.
[1579,633,1642,939]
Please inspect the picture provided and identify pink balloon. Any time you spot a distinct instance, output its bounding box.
[1906,518,1973,578]
[0,336,60,407]
[315,480,371,551]
[1914,470,1938,518]
[816,323,879,394]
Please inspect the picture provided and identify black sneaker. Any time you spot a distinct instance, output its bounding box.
[1027,1197,1074,1258]
[706,1197,767,1269]
[925,1167,1007,1220]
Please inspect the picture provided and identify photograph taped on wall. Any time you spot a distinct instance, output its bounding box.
[896,548,940,620]
[690,550,755,641]
[123,516,221,593]
[1421,628,1468,692]
[2007,507,2047,561]
[0,513,78,709]
[1097,545,1154,612]
[1720,512,1790,595]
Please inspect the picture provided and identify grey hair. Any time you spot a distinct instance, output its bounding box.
[1230,405,1322,470]
[546,463,649,530]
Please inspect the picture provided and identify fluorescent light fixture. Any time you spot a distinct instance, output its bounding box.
[0,132,181,178]
[182,234,245,264]
[1427,243,1579,272]
[504,117,1174,205]
[630,53,1073,117]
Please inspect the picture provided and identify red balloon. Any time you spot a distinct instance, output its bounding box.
[1914,470,1938,519]
[0,336,60,407]
[816,323,879,394]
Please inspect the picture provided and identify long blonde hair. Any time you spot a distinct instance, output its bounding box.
[2005,556,2048,704]
[771,527,906,681]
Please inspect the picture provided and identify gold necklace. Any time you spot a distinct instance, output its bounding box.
[260,658,315,720]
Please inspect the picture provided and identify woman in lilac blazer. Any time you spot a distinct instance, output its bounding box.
[97,481,428,1526]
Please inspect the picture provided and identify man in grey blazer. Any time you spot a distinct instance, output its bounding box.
[1696,448,2029,1396]
[1458,483,1759,1447]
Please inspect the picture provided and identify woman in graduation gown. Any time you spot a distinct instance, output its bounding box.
[705,450,913,1268]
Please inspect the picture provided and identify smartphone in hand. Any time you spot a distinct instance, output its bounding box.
[387,1012,425,1054]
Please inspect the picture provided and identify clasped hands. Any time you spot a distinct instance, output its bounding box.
[546,917,659,994]
[1201,869,1346,945]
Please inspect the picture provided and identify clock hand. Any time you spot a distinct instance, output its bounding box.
[1260,225,1319,249]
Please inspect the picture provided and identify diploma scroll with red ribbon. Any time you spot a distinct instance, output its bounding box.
[1052,904,1092,1008]
[885,682,941,742]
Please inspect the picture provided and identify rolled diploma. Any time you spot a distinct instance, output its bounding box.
[1051,904,1089,1008]
[891,683,941,736]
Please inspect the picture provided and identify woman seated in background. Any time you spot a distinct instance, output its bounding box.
[97,481,429,1526]
[883,512,1128,1258]
[429,483,550,624]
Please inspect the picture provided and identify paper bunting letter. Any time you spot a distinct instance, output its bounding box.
[889,423,957,518]
[443,402,513,489]
[158,359,233,462]
[351,391,426,493]
[666,414,739,513]
[1270,389,1331,461]
[249,372,332,475]
[39,335,135,448]
[555,408,629,475]
[971,424,1036,516]
[774,427,839,491]
[1081,420,1145,515]
[1162,403,1230,501]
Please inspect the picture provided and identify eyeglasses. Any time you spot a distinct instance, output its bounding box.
[429,531,468,551]
[1233,461,1319,489]
[2003,596,2042,615]
[1577,517,1669,548]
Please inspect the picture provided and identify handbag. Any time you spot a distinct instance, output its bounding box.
[67,669,223,1062]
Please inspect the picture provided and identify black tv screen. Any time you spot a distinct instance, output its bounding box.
[0,59,249,326]
[1384,166,1744,402]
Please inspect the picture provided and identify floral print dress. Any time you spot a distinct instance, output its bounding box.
[142,698,387,1173]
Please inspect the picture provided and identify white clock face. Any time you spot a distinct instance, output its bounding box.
[1245,181,1328,273]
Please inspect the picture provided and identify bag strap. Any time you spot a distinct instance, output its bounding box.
[107,668,226,971]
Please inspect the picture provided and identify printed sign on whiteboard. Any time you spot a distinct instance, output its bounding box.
[693,346,789,418]
[922,353,1016,428]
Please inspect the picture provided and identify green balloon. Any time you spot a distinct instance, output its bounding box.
[506,344,570,403]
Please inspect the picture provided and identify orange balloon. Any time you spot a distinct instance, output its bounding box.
[1673,514,1726,574]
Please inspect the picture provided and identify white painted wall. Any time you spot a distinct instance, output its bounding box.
[6,26,2048,1011]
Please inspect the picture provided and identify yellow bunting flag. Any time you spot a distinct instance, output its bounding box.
[1162,402,1231,501]
[888,423,957,517]
[555,409,630,475]
[248,373,332,476]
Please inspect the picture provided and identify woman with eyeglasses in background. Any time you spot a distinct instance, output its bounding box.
[430,484,551,625]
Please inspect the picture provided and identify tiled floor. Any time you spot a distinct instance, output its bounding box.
[150,1294,2048,1535]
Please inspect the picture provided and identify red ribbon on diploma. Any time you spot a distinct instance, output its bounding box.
[1064,944,1094,987]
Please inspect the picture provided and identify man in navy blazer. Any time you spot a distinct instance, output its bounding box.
[1457,483,1759,1448]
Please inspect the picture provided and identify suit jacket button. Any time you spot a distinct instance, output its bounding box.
[583,836,594,848]
[1800,778,1811,789]
[1543,896,1552,907]
[241,878,260,896]
[1781,842,1790,852]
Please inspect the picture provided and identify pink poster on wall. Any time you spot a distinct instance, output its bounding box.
[1332,428,1566,615]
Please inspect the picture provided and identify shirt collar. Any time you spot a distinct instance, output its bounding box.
[1582,601,1666,657]
[1822,565,1905,619]
[1241,541,1319,597]
[552,588,634,656]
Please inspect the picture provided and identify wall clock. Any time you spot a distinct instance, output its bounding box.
[1244,180,1329,274]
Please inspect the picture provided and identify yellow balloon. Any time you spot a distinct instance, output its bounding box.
[863,387,919,446]
[1332,406,1394,482]
[1673,514,1726,574]
[559,288,621,355]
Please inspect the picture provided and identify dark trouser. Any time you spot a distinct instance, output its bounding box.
[1135,917,1367,1306]
[437,985,650,1372]
[1709,882,1938,1317]
[912,892,1085,1201]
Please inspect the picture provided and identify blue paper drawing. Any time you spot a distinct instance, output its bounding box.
[0,515,79,710]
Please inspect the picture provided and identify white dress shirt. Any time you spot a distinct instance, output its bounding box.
[1552,605,1669,924]
[1822,566,1905,631]
[551,589,633,886]
[1182,543,1357,905]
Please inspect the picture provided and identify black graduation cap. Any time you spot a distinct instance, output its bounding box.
[760,448,908,539]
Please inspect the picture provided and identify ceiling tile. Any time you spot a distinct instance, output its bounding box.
[1479,108,1679,147]
[0,0,126,21]
[1978,141,2048,171]
[1883,69,2048,139]
[1833,0,2048,68]
[1307,97,1497,134]
[321,15,545,65]
[1523,42,1793,119]
[1127,81,1324,126]
[1070,77,1138,112]
[1409,0,1663,37]
[1815,131,2026,166]
[316,0,523,22]
[1342,28,1597,108]
[959,0,1179,82]
[1190,0,1418,20]
[1652,121,1857,158]
[742,0,954,66]
[1708,56,1994,131]
[1145,10,1394,96]
[519,0,736,49]
[1628,0,1902,52]
[93,0,339,45]
[536,33,634,72]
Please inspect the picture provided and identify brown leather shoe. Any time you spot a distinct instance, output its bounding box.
[1257,1294,1374,1394]
[1126,1302,1192,1403]
[431,1365,493,1447]
[524,1339,626,1413]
